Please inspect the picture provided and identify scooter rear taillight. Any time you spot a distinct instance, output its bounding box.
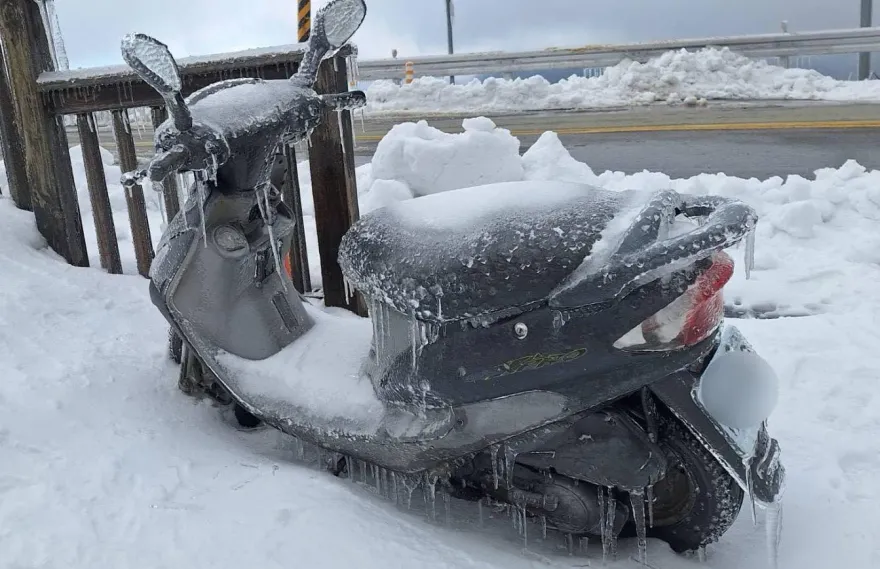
[613,251,734,351]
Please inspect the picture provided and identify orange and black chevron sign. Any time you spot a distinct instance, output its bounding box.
[298,0,311,42]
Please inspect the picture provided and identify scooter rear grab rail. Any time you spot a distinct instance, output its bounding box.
[550,190,757,309]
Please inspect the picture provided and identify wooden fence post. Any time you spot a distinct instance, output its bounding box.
[112,109,154,277]
[76,113,122,274]
[308,54,365,316]
[0,0,88,266]
[0,40,30,208]
[149,106,181,219]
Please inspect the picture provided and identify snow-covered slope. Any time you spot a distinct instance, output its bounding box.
[2,120,879,568]
[366,47,880,113]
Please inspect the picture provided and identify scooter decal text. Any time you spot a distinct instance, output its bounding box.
[481,348,587,381]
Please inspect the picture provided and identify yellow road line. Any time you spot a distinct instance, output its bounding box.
[354,119,880,142]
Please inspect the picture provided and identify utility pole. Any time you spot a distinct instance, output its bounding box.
[445,0,455,84]
[859,0,873,80]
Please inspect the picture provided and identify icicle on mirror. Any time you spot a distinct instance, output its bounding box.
[120,33,182,95]
[319,0,367,49]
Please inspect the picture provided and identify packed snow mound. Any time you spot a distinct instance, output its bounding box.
[368,117,524,197]
[365,47,880,113]
[3,116,880,568]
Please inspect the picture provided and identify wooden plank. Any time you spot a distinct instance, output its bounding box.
[0,0,88,266]
[0,40,31,208]
[112,109,154,277]
[38,44,354,116]
[76,113,122,274]
[307,55,364,315]
[149,106,181,219]
[280,142,311,293]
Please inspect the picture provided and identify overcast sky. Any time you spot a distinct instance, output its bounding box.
[55,0,866,69]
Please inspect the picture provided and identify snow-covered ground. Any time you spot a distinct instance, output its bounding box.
[2,118,879,568]
[365,47,880,113]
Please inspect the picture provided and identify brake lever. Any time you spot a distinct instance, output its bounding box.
[121,145,190,189]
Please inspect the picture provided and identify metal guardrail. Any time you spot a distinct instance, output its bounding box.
[38,26,880,88]
[357,27,880,80]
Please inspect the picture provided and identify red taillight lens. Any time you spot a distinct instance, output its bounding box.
[614,251,734,351]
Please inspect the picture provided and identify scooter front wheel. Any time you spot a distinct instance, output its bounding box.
[642,419,744,553]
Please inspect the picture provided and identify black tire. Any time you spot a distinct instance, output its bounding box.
[644,419,744,553]
[234,403,262,429]
[168,327,183,364]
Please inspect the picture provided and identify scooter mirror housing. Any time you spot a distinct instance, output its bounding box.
[316,0,367,49]
[121,33,183,94]
[121,33,192,132]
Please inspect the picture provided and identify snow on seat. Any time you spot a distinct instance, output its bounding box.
[339,181,626,322]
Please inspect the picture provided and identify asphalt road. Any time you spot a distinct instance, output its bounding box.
[68,101,880,179]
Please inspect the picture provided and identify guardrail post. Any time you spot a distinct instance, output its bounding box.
[308,54,365,316]
[0,0,87,266]
[860,0,873,79]
[297,0,310,43]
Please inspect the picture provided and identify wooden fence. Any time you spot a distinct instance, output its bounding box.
[0,0,363,314]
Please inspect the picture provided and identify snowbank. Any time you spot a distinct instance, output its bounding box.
[366,47,880,113]
[2,117,880,568]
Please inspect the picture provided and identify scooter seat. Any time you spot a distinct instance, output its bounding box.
[339,181,626,322]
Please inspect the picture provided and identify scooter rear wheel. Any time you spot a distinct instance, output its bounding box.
[643,419,744,553]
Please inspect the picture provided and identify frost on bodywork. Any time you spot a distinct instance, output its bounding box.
[338,180,626,322]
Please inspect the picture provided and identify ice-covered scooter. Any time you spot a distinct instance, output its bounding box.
[120,0,784,557]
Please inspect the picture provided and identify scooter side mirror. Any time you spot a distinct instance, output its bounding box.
[121,33,192,131]
[317,0,367,49]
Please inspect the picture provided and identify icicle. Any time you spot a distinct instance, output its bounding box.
[606,488,618,561]
[512,504,521,534]
[424,473,437,520]
[196,176,208,248]
[765,502,783,569]
[157,185,168,227]
[443,492,451,526]
[697,546,708,563]
[410,312,419,372]
[333,57,339,72]
[566,534,575,556]
[404,478,415,510]
[391,472,398,504]
[210,153,219,184]
[489,445,500,490]
[343,277,352,303]
[477,498,484,527]
[745,458,758,525]
[744,225,756,280]
[345,456,354,482]
[579,537,589,556]
[359,460,366,484]
[267,223,287,292]
[629,489,648,566]
[598,487,610,563]
[373,464,380,493]
[87,113,95,133]
[337,110,347,159]
[359,108,366,133]
[294,438,304,460]
[503,446,518,488]
[521,507,528,548]
[646,485,655,528]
